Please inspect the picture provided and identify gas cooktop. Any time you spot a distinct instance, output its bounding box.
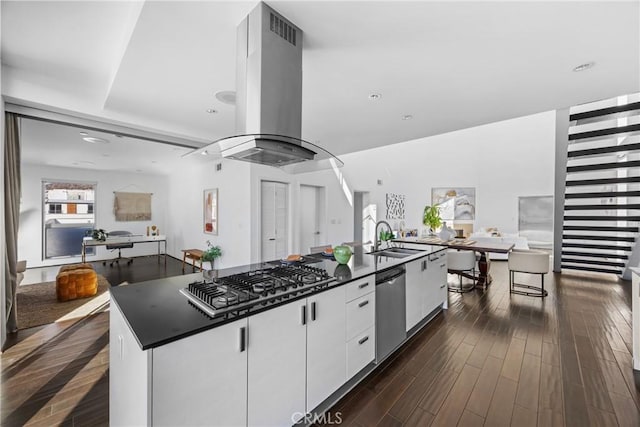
[180,263,334,318]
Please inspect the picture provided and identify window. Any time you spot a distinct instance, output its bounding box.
[42,180,97,259]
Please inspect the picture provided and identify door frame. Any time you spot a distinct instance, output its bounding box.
[257,179,291,263]
[298,184,327,255]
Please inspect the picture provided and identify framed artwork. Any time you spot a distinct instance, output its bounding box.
[204,188,218,235]
[432,187,476,221]
[385,193,406,220]
[518,196,553,232]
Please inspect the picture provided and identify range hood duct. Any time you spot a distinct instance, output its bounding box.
[192,2,342,174]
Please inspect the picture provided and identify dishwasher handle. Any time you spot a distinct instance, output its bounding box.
[376,266,406,285]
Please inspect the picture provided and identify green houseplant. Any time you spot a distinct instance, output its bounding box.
[422,205,442,235]
[202,240,222,270]
[87,228,107,241]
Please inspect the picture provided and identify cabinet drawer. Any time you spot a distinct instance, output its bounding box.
[428,250,447,262]
[345,275,374,302]
[347,326,375,380]
[346,293,375,341]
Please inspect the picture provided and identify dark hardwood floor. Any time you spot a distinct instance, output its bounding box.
[316,262,640,427]
[2,260,639,426]
[1,255,188,426]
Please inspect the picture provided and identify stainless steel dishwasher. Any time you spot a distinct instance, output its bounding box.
[375,265,407,363]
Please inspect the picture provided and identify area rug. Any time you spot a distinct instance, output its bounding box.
[16,274,112,330]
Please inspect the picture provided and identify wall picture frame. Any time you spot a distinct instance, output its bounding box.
[204,188,218,235]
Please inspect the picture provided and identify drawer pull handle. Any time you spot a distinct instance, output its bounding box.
[239,327,246,352]
[440,284,446,289]
[440,263,446,268]
[358,282,369,289]
[358,336,369,345]
[358,300,369,308]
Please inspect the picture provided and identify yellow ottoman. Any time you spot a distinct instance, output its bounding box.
[56,268,98,302]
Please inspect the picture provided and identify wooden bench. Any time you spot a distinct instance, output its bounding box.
[182,249,204,272]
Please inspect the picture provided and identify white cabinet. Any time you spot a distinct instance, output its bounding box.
[110,303,150,427]
[345,274,375,380]
[248,300,307,426]
[345,276,374,301]
[406,251,448,333]
[152,318,248,427]
[346,293,375,341]
[405,257,426,331]
[306,286,347,411]
[425,251,448,312]
[247,285,347,425]
[347,326,375,379]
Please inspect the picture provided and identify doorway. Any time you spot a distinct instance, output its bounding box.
[354,191,375,252]
[261,181,289,261]
[299,185,325,254]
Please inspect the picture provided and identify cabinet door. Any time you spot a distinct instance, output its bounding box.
[152,318,248,427]
[425,252,448,314]
[307,286,347,412]
[437,252,448,309]
[248,301,307,426]
[110,303,150,427]
[405,258,424,331]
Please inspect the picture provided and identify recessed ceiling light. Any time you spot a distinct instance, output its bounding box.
[151,160,157,164]
[206,108,218,114]
[215,90,236,105]
[79,131,89,136]
[201,150,209,156]
[82,137,110,144]
[114,134,124,138]
[368,93,382,101]
[573,62,595,72]
[402,115,413,120]
[102,153,110,157]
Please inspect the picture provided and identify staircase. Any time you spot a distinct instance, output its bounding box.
[560,93,640,276]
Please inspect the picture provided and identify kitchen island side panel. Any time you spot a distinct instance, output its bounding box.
[110,301,151,426]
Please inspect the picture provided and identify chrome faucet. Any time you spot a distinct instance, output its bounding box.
[374,220,393,252]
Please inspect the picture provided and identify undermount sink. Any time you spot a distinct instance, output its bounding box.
[367,247,424,258]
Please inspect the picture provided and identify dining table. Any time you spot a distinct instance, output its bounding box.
[392,236,515,290]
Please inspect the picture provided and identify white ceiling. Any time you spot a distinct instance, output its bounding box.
[20,118,200,175]
[2,1,639,172]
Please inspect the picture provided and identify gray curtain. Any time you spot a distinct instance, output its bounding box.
[4,113,21,332]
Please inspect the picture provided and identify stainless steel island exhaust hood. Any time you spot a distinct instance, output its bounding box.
[190,2,343,174]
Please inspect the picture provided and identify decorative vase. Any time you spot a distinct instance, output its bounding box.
[333,245,352,264]
[438,222,453,241]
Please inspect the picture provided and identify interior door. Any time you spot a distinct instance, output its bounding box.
[261,181,288,261]
[300,185,322,254]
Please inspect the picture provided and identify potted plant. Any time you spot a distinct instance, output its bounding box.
[87,228,107,241]
[422,205,442,235]
[202,240,222,270]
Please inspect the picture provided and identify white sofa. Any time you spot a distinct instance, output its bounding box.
[469,233,529,260]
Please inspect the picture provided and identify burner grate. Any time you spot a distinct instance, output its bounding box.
[183,264,334,317]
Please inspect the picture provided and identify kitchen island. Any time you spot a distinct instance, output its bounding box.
[109,245,447,427]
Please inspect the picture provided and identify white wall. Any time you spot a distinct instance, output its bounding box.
[299,110,557,247]
[165,157,253,269]
[19,164,169,267]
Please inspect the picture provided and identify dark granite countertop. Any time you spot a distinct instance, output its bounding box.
[109,245,445,350]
